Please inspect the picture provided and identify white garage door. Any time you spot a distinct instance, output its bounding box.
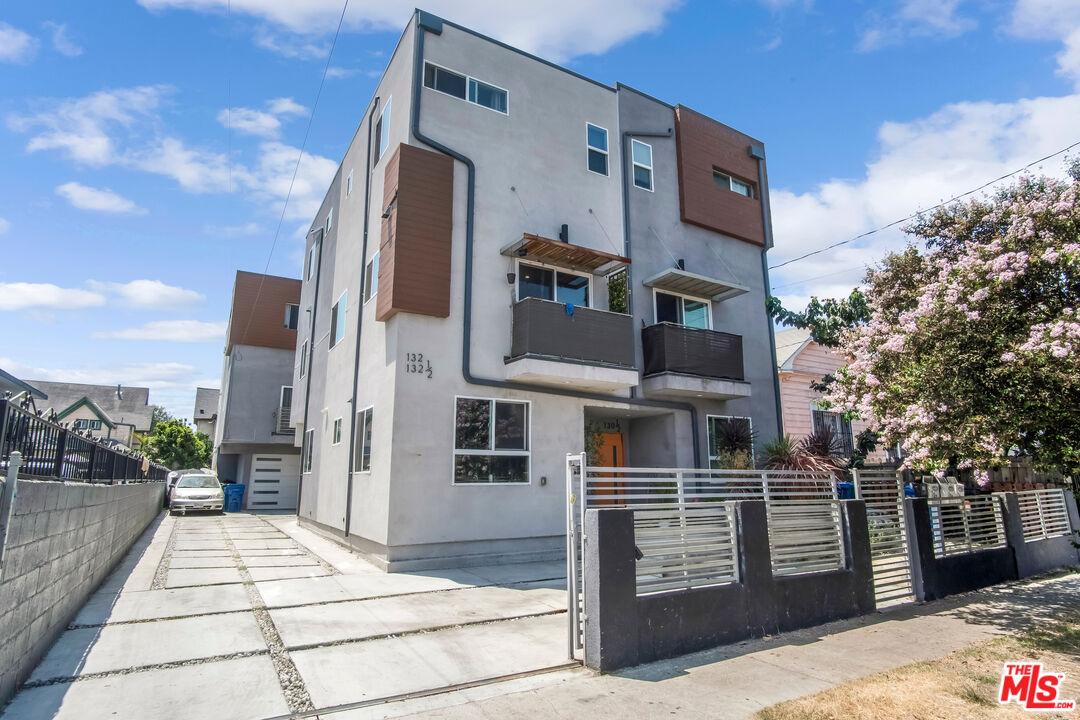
[247,454,301,510]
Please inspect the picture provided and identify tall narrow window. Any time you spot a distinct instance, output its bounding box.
[299,340,307,379]
[307,242,317,281]
[278,387,293,434]
[467,78,508,114]
[326,207,333,231]
[378,98,392,159]
[302,428,314,473]
[284,304,299,330]
[364,252,380,302]
[329,291,347,349]
[355,407,373,472]
[654,290,710,329]
[346,169,353,196]
[332,417,342,445]
[586,123,608,176]
[453,397,529,484]
[632,140,653,191]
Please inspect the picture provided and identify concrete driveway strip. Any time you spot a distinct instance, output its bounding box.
[72,584,253,626]
[1,656,289,720]
[28,612,267,682]
[164,567,244,588]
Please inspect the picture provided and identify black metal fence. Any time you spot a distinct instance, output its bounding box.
[0,398,167,483]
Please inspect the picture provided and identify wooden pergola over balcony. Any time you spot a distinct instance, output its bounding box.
[499,233,630,276]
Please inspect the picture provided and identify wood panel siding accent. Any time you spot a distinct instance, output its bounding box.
[674,106,766,246]
[375,143,455,322]
[225,271,302,355]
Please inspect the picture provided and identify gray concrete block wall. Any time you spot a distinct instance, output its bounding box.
[0,479,164,705]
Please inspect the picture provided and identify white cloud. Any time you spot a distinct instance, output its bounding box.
[1008,0,1080,88]
[0,218,9,235]
[0,283,106,311]
[88,280,204,308]
[218,97,307,138]
[43,21,83,56]
[203,221,261,237]
[138,0,683,62]
[250,140,339,220]
[857,0,975,52]
[324,66,357,79]
[267,97,307,116]
[768,92,1080,310]
[0,22,37,64]
[56,181,146,214]
[94,320,227,342]
[133,137,236,193]
[252,26,328,60]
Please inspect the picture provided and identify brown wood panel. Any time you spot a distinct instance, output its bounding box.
[225,271,301,354]
[674,106,766,246]
[376,143,455,322]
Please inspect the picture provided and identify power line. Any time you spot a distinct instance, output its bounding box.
[768,138,1080,271]
[238,0,350,347]
[769,263,870,292]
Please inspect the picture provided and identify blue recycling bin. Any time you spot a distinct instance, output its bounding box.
[836,481,855,499]
[224,483,246,512]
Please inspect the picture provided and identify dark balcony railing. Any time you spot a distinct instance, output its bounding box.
[0,398,168,483]
[510,297,635,368]
[642,322,744,381]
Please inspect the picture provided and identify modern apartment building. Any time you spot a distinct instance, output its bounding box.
[292,10,784,570]
[214,270,302,510]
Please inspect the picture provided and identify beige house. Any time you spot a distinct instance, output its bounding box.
[28,382,154,449]
[775,329,886,462]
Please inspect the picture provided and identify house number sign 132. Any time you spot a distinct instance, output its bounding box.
[404,352,432,378]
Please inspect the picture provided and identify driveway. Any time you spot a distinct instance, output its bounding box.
[1,512,571,720]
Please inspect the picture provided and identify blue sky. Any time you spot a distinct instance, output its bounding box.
[1,0,1079,421]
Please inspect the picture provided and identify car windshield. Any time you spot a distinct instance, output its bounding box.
[177,475,220,489]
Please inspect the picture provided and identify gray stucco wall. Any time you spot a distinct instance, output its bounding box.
[219,345,298,447]
[0,480,164,704]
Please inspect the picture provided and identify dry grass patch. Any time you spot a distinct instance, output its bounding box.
[758,612,1080,720]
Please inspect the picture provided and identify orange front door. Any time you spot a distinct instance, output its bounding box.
[594,433,626,505]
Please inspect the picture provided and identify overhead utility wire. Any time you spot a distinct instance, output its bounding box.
[769,138,1080,271]
[238,0,350,346]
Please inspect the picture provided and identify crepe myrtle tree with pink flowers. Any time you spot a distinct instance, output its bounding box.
[816,163,1080,475]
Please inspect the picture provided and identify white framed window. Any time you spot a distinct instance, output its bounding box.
[654,289,710,329]
[707,415,754,468]
[354,406,373,472]
[423,62,508,115]
[376,97,391,161]
[453,396,529,485]
[332,417,342,445]
[307,242,317,281]
[364,252,380,303]
[586,123,608,176]
[285,304,299,330]
[329,291,347,349]
[74,419,102,431]
[299,340,307,379]
[302,428,314,473]
[516,261,590,307]
[713,170,754,198]
[326,207,333,231]
[346,169,353,196]
[631,139,653,191]
[279,386,293,411]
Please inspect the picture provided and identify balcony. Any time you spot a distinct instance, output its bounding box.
[640,322,751,399]
[505,297,638,392]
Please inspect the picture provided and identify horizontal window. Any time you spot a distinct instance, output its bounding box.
[517,262,590,307]
[654,290,710,329]
[468,78,508,114]
[713,170,755,198]
[424,63,466,99]
[424,62,508,115]
[453,397,529,484]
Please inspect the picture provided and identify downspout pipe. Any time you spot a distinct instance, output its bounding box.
[410,12,702,467]
[751,145,784,438]
[344,100,379,537]
[296,226,324,517]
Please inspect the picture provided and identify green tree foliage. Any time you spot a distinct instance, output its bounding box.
[149,405,177,431]
[607,271,628,314]
[766,290,870,348]
[142,419,211,470]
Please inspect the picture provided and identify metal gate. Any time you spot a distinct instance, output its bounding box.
[852,469,914,606]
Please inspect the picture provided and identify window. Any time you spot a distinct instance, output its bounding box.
[307,242,317,281]
[517,262,590,307]
[468,78,508,114]
[299,340,307,379]
[285,304,299,330]
[332,417,342,445]
[364,252,380,303]
[302,428,314,473]
[326,207,333,231]
[707,416,753,468]
[586,123,608,176]
[631,140,653,191]
[424,63,466,99]
[354,407,373,472]
[812,410,855,456]
[329,291,347,349]
[423,62,508,115]
[713,170,754,198]
[74,419,102,431]
[376,98,391,161]
[654,290,710,329]
[453,397,529,484]
[278,386,293,433]
[346,169,353,196]
[280,386,293,410]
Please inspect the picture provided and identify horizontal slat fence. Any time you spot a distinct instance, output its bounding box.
[929,495,1006,557]
[1011,489,1072,542]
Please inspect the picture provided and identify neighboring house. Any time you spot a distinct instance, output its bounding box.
[292,10,783,570]
[193,387,220,438]
[0,368,47,405]
[775,328,886,463]
[27,381,153,449]
[214,270,302,510]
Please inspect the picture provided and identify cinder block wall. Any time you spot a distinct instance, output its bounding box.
[0,480,164,704]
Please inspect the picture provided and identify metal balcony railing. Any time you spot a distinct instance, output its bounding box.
[642,322,744,381]
[509,297,635,368]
